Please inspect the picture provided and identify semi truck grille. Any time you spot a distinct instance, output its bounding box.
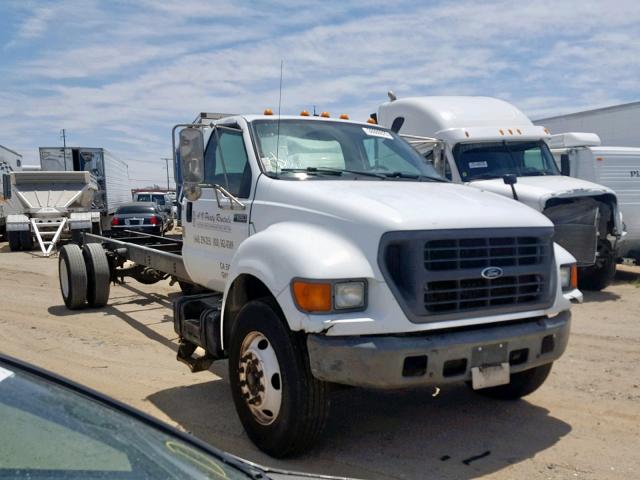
[379,228,555,324]
[424,236,547,271]
[424,274,544,313]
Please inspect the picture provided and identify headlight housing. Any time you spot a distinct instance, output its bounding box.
[560,264,578,291]
[292,279,367,313]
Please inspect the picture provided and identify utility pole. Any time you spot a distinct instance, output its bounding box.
[60,129,67,170]
[161,157,172,190]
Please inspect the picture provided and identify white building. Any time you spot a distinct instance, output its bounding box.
[535,101,640,147]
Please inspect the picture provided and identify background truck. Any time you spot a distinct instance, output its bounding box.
[0,145,23,239]
[58,111,581,457]
[376,94,624,290]
[548,132,640,264]
[5,171,99,255]
[39,147,131,224]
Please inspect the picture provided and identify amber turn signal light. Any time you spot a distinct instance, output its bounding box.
[292,280,332,312]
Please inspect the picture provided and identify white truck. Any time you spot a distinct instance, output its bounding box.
[376,95,624,290]
[57,112,581,457]
[0,145,23,239]
[548,132,640,264]
[39,147,131,222]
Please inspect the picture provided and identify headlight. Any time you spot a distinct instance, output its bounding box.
[560,264,577,291]
[334,281,366,310]
[291,279,367,313]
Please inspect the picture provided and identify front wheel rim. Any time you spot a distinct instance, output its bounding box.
[238,331,282,425]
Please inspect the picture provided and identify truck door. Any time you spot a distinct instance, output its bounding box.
[183,126,253,291]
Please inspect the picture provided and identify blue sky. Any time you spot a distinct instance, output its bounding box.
[1,0,639,187]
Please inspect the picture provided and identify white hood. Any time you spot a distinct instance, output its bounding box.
[255,178,553,232]
[468,175,615,211]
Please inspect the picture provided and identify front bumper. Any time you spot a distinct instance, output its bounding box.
[307,311,571,389]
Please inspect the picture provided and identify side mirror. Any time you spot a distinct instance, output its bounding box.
[179,128,205,201]
[502,174,517,185]
[502,174,518,200]
[179,128,204,182]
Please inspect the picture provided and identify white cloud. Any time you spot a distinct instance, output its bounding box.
[1,0,640,186]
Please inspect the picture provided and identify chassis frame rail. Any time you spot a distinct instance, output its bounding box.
[84,231,191,283]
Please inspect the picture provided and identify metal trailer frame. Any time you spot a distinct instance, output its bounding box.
[83,230,192,283]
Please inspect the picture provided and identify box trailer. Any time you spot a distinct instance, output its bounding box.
[39,147,131,216]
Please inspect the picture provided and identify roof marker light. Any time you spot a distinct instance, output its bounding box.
[464,131,470,138]
[339,114,350,120]
[367,117,377,124]
[300,110,310,116]
[499,129,505,135]
[264,108,273,115]
[508,129,513,135]
[320,111,330,118]
[544,127,551,134]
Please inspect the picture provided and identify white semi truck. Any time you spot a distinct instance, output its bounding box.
[548,132,640,264]
[376,95,624,290]
[58,112,581,457]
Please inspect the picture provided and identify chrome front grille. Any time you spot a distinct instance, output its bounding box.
[424,236,547,271]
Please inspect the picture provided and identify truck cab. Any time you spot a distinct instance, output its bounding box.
[172,111,580,455]
[377,95,624,290]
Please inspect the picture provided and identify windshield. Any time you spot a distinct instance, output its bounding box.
[251,119,443,181]
[452,141,560,181]
[0,361,252,479]
[152,194,166,205]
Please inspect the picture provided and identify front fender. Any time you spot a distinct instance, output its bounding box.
[224,222,377,331]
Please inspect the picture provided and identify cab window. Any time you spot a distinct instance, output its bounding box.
[204,128,252,198]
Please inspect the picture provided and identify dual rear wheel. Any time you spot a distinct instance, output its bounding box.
[59,243,110,309]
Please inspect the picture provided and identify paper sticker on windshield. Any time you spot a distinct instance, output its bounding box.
[469,161,488,169]
[362,127,393,139]
[0,366,14,383]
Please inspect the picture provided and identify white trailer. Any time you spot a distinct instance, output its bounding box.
[0,145,23,239]
[549,132,640,263]
[39,147,131,216]
[5,171,99,255]
[376,95,624,290]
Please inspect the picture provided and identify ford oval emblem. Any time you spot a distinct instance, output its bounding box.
[481,266,504,280]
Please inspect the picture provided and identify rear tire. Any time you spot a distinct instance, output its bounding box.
[83,243,111,307]
[228,298,330,457]
[471,362,553,400]
[8,231,21,251]
[59,244,88,310]
[578,241,616,291]
[19,231,33,251]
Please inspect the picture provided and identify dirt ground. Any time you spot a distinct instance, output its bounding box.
[0,244,638,480]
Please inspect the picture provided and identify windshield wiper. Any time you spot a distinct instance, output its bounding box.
[384,171,446,182]
[469,173,500,180]
[280,167,387,179]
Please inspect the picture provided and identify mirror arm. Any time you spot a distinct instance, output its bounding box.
[213,184,246,210]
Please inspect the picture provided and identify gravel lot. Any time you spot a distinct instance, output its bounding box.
[0,245,638,479]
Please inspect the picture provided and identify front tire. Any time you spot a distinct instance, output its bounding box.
[228,298,330,457]
[58,244,88,310]
[578,241,616,291]
[471,362,553,400]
